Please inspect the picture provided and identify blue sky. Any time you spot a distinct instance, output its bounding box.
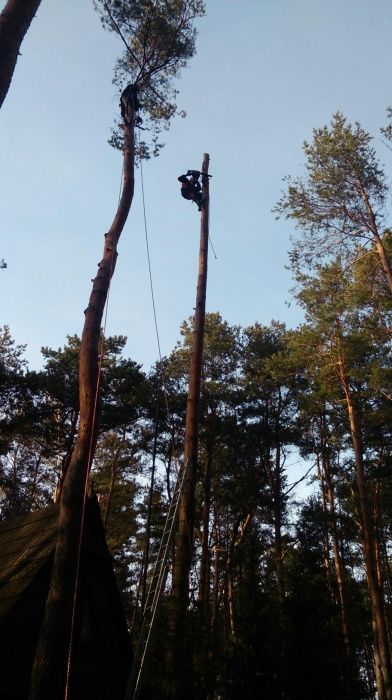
[2,0,392,373]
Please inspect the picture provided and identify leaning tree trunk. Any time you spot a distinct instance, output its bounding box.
[0,0,41,109]
[30,100,136,700]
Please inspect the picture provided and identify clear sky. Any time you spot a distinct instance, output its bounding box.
[2,0,392,373]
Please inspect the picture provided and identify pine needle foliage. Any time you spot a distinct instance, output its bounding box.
[94,0,205,157]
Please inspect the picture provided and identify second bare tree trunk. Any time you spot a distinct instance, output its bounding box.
[171,154,210,694]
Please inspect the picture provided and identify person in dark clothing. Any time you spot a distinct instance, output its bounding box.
[120,83,140,116]
[178,171,204,210]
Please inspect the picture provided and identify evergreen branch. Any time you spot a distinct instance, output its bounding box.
[101,0,143,71]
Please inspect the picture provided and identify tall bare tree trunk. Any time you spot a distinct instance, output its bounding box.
[103,436,125,530]
[140,407,159,613]
[211,512,221,636]
[0,0,41,109]
[30,98,136,700]
[356,176,392,295]
[171,155,210,694]
[317,455,334,593]
[338,353,392,700]
[317,414,356,695]
[273,442,285,604]
[224,521,240,642]
[199,448,212,620]
[373,481,385,591]
[325,465,350,642]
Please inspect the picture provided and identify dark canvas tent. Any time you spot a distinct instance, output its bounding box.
[0,497,132,699]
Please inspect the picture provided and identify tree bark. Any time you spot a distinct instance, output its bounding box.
[338,353,392,700]
[211,511,221,636]
[317,454,334,594]
[273,441,285,604]
[0,0,41,109]
[198,447,212,620]
[355,175,392,294]
[317,413,355,694]
[140,406,159,614]
[171,155,210,692]
[373,231,392,295]
[30,105,136,700]
[223,513,253,643]
[103,438,124,530]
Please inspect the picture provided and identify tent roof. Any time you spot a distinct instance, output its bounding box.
[0,498,110,619]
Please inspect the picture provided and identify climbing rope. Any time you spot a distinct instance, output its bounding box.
[137,132,181,471]
[139,146,163,364]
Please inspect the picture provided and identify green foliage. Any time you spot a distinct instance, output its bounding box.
[93,0,205,157]
[0,325,30,455]
[0,297,389,698]
[274,112,388,276]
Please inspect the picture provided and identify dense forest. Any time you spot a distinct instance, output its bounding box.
[2,118,392,694]
[2,1,392,699]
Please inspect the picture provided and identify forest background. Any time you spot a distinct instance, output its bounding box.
[2,1,392,699]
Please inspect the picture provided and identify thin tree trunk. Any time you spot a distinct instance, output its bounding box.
[325,465,350,644]
[211,512,221,636]
[30,98,136,700]
[103,439,124,531]
[225,523,239,642]
[355,175,392,294]
[319,421,355,695]
[199,448,212,619]
[317,454,334,594]
[227,570,236,640]
[171,155,210,694]
[338,353,392,700]
[373,231,392,295]
[55,410,79,503]
[140,406,159,613]
[273,442,285,604]
[0,0,41,109]
[28,454,41,507]
[223,513,253,643]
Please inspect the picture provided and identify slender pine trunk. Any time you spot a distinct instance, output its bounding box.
[171,156,210,696]
[199,448,212,620]
[273,442,285,604]
[140,408,159,613]
[211,511,222,637]
[317,455,334,594]
[29,104,136,700]
[318,415,355,694]
[224,520,240,642]
[103,439,124,530]
[355,175,392,294]
[338,354,392,700]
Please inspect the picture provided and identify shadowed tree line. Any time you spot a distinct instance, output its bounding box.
[1,265,392,699]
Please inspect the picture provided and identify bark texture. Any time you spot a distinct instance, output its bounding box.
[171,154,210,694]
[356,175,392,294]
[0,0,41,109]
[198,448,212,618]
[338,354,392,700]
[29,107,136,700]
